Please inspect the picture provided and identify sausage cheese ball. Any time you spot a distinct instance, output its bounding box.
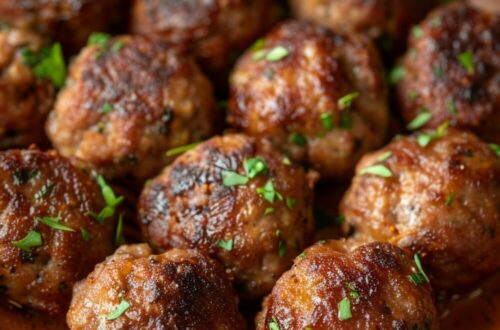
[0,148,118,315]
[395,3,500,143]
[340,128,500,291]
[0,27,57,149]
[67,244,246,330]
[138,134,315,298]
[130,0,280,87]
[289,0,438,53]
[257,241,438,330]
[46,35,218,181]
[228,21,388,181]
[0,0,125,54]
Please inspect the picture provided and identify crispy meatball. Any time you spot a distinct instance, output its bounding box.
[46,35,218,181]
[256,240,438,330]
[0,0,126,54]
[67,244,246,330]
[130,0,281,88]
[138,134,316,298]
[340,128,500,291]
[0,148,117,315]
[0,27,56,149]
[289,0,438,54]
[228,21,388,181]
[395,3,500,143]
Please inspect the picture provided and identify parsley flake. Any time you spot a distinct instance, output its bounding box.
[359,164,392,178]
[489,144,500,157]
[458,51,474,73]
[80,228,91,242]
[217,239,234,251]
[100,103,113,113]
[348,282,360,299]
[289,132,307,146]
[338,297,352,321]
[320,113,334,130]
[166,142,200,157]
[408,253,430,285]
[266,46,289,62]
[389,66,405,85]
[446,193,455,206]
[222,171,249,187]
[338,92,359,109]
[243,157,267,179]
[107,298,130,321]
[377,151,393,162]
[269,317,281,330]
[30,43,67,88]
[407,111,432,130]
[114,214,125,246]
[257,180,282,204]
[286,197,296,209]
[36,216,75,232]
[12,230,42,251]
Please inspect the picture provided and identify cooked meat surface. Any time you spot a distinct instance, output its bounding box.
[138,134,316,298]
[257,240,438,330]
[395,3,500,143]
[340,128,500,291]
[67,244,246,330]
[228,21,388,181]
[130,0,280,88]
[0,148,117,315]
[46,35,218,181]
[0,27,56,149]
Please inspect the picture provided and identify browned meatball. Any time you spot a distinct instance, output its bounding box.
[228,21,388,181]
[46,35,218,181]
[395,3,500,143]
[289,0,438,54]
[138,134,316,298]
[0,27,56,149]
[340,128,500,291]
[0,148,118,315]
[0,0,126,54]
[257,240,438,330]
[130,0,281,88]
[67,244,246,330]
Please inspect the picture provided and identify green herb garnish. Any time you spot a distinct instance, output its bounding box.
[278,240,287,257]
[286,197,296,209]
[359,164,392,177]
[320,113,333,130]
[389,66,405,85]
[36,216,75,232]
[446,193,455,206]
[338,297,352,321]
[243,157,267,179]
[222,171,249,186]
[80,228,91,242]
[107,298,130,321]
[408,253,430,285]
[377,151,393,162]
[217,239,234,251]
[257,180,282,204]
[28,43,67,88]
[266,46,289,62]
[166,142,200,157]
[114,214,125,246]
[100,103,113,113]
[289,132,307,146]
[489,144,500,157]
[338,92,359,109]
[269,317,281,330]
[12,230,42,251]
[458,51,474,73]
[417,122,449,147]
[348,282,360,299]
[407,111,432,130]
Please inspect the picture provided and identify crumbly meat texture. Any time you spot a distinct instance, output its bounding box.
[256,241,438,330]
[395,3,500,143]
[340,129,500,291]
[46,35,218,181]
[67,244,246,330]
[0,27,55,149]
[228,20,388,181]
[0,148,116,315]
[138,134,316,298]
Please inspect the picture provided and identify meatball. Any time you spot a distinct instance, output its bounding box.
[395,3,500,143]
[138,134,316,298]
[340,128,500,291]
[228,21,388,181]
[0,0,126,54]
[67,244,246,330]
[0,148,118,315]
[289,0,438,54]
[46,35,218,181]
[130,0,281,88]
[0,27,56,149]
[256,240,438,330]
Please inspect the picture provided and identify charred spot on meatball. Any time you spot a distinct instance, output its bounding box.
[138,134,316,298]
[340,128,500,291]
[228,20,388,181]
[67,244,246,330]
[0,148,119,315]
[46,35,219,181]
[256,240,438,330]
[395,3,500,143]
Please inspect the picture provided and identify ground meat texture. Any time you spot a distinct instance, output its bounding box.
[340,129,500,291]
[67,244,246,330]
[395,3,500,143]
[0,0,126,54]
[0,148,117,315]
[256,240,438,330]
[289,0,438,54]
[138,134,316,299]
[130,0,281,89]
[228,21,388,181]
[0,27,55,150]
[46,35,218,181]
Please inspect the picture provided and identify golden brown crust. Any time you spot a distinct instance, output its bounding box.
[138,134,315,298]
[0,148,116,315]
[0,27,55,149]
[228,20,388,181]
[396,3,500,143]
[46,35,218,181]
[67,244,246,330]
[256,241,438,330]
[130,0,281,87]
[0,0,126,54]
[340,129,500,291]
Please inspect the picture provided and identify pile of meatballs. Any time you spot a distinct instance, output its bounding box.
[0,0,499,329]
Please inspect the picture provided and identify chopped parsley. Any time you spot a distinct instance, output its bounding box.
[269,317,281,330]
[338,297,352,321]
[114,214,125,246]
[266,46,289,62]
[447,99,457,115]
[253,49,267,61]
[489,144,500,157]
[166,142,200,157]
[100,103,113,114]
[359,164,392,178]
[278,240,287,257]
[87,32,111,47]
[36,216,75,232]
[289,132,307,146]
[217,239,234,251]
[257,180,282,204]
[12,230,43,251]
[446,193,455,206]
[339,112,351,129]
[111,40,126,53]
[23,43,67,88]
[416,122,449,147]
[377,151,393,162]
[338,92,359,109]
[250,38,265,51]
[107,298,130,321]
[222,171,249,186]
[282,156,292,166]
[243,157,267,179]
[348,282,360,299]
[389,66,405,85]
[91,176,123,224]
[264,207,274,215]
[80,228,91,242]
[286,197,296,209]
[407,111,432,130]
[408,253,430,285]
[320,113,334,130]
[458,51,474,74]
[412,25,424,38]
